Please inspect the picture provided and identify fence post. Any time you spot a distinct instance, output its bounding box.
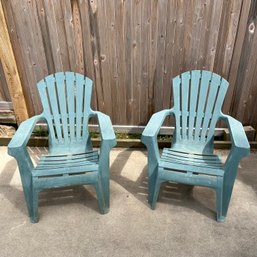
[0,0,29,124]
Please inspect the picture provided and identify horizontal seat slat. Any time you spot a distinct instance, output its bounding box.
[38,156,98,165]
[163,148,219,159]
[159,148,224,176]
[33,150,99,177]
[33,164,98,177]
[161,154,222,165]
[40,151,98,161]
[36,161,98,169]
[159,161,224,176]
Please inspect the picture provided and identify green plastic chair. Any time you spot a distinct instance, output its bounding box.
[8,72,116,223]
[141,70,250,222]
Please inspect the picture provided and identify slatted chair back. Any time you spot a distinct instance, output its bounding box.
[37,72,93,154]
[172,70,229,153]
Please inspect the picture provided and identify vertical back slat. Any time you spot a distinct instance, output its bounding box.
[37,80,56,143]
[45,75,63,142]
[172,76,181,140]
[66,72,76,141]
[82,77,93,138]
[200,73,221,142]
[75,73,85,139]
[181,72,190,139]
[194,71,212,140]
[55,72,69,142]
[207,78,229,140]
[188,70,201,140]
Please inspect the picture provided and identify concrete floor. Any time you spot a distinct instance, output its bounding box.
[0,146,257,257]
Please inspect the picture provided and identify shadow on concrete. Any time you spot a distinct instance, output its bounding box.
[110,148,217,220]
[110,148,149,207]
[0,158,28,216]
[236,151,257,195]
[158,182,216,220]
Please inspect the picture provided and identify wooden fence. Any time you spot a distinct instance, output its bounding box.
[0,62,10,103]
[1,0,257,127]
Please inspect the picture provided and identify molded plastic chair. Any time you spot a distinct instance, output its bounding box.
[8,72,116,223]
[141,70,250,222]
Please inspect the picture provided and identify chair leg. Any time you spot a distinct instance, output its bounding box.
[95,180,109,214]
[216,178,225,222]
[148,170,157,205]
[221,175,238,220]
[30,189,39,223]
[149,178,161,210]
[19,172,39,223]
[100,174,110,209]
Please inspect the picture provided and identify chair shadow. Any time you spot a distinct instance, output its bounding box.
[236,150,257,195]
[38,186,99,212]
[110,148,217,220]
[110,148,149,206]
[0,158,28,216]
[158,182,216,220]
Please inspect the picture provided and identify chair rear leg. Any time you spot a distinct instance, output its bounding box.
[95,180,109,214]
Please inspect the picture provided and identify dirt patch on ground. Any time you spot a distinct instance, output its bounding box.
[0,125,16,137]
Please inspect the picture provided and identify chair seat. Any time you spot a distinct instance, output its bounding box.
[159,148,224,176]
[33,150,99,178]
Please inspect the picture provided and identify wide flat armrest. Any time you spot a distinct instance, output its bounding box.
[142,109,172,141]
[8,114,45,153]
[221,115,250,154]
[93,111,116,148]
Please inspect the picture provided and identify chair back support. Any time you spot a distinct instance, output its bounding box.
[172,70,228,151]
[37,72,93,153]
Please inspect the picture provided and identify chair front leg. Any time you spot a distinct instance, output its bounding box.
[142,138,160,207]
[222,154,242,219]
[12,148,38,222]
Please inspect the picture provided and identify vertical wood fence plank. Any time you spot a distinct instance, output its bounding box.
[231,1,257,125]
[124,0,133,124]
[78,0,97,110]
[97,0,114,119]
[0,0,28,124]
[140,0,151,124]
[224,0,251,115]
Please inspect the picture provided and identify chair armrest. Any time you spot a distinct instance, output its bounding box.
[220,115,250,156]
[8,114,45,156]
[141,109,172,163]
[220,115,250,170]
[141,109,172,143]
[92,111,116,149]
[141,109,172,180]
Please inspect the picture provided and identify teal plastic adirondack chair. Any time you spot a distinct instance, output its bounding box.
[8,72,116,223]
[141,70,250,222]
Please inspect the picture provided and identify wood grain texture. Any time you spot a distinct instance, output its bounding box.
[2,0,256,127]
[0,61,11,102]
[229,1,257,127]
[0,0,28,123]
